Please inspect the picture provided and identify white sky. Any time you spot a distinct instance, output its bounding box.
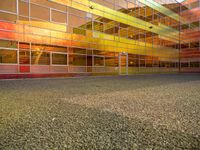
[176,0,185,2]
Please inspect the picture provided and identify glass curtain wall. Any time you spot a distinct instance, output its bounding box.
[180,0,200,72]
[0,0,187,76]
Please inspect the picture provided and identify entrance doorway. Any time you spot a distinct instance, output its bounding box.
[119,52,128,75]
[19,51,30,73]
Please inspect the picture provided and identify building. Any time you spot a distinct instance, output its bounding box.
[180,0,200,73]
[0,0,199,79]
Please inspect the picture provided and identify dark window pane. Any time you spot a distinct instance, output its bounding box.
[94,56,104,66]
[87,56,92,66]
[140,59,146,67]
[0,50,17,64]
[105,57,118,67]
[181,62,189,67]
[146,59,153,67]
[190,62,200,68]
[69,54,86,66]
[52,53,67,65]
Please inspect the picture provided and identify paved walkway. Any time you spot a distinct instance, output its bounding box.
[0,74,200,149]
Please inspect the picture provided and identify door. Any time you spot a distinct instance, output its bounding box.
[19,50,30,73]
[119,52,128,75]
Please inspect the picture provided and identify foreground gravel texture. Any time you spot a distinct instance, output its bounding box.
[0,74,200,149]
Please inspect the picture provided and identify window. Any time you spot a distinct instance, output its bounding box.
[93,21,104,32]
[190,21,200,29]
[181,62,189,67]
[169,62,176,68]
[69,48,86,54]
[105,57,118,67]
[0,39,18,49]
[19,42,30,50]
[19,0,29,16]
[87,56,92,66]
[146,59,153,67]
[94,56,104,66]
[30,0,67,12]
[69,54,86,66]
[19,51,30,64]
[128,54,139,67]
[0,12,17,22]
[190,62,200,68]
[92,0,114,9]
[160,61,166,67]
[153,60,159,67]
[93,50,106,56]
[181,5,188,11]
[52,53,67,65]
[0,50,17,64]
[32,44,68,53]
[69,15,89,28]
[51,10,67,24]
[116,0,127,9]
[31,44,46,51]
[181,24,189,30]
[190,1,199,9]
[68,8,88,30]
[181,43,189,49]
[31,4,50,21]
[68,7,86,17]
[0,0,16,13]
[104,22,118,34]
[190,42,199,48]
[140,59,146,67]
[31,51,50,65]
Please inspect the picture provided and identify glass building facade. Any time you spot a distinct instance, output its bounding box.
[0,0,199,78]
[180,0,200,72]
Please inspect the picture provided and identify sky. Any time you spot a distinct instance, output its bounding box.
[176,0,185,2]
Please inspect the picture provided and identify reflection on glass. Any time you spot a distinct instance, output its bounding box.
[52,53,67,65]
[0,50,17,64]
[94,56,104,66]
[31,51,50,65]
[19,51,30,64]
[69,54,86,66]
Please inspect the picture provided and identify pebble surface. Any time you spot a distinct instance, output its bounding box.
[0,74,200,149]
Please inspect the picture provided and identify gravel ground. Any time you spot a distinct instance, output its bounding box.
[0,74,200,149]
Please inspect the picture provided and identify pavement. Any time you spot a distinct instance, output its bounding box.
[0,74,200,149]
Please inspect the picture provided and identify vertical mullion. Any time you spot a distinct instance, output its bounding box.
[50,8,52,22]
[17,41,20,73]
[28,0,30,21]
[16,0,19,20]
[30,42,32,73]
[126,53,128,75]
